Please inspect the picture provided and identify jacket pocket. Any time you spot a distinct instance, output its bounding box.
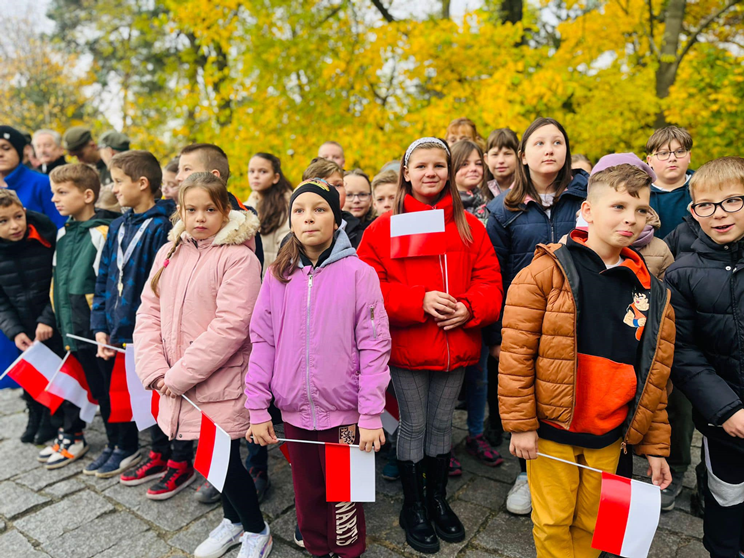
[370,306,377,340]
[195,358,245,403]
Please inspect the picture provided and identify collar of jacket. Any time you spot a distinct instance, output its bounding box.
[567,229,652,289]
[169,209,260,248]
[3,162,30,188]
[534,237,670,438]
[403,189,454,221]
[297,225,356,271]
[0,211,56,252]
[123,198,175,225]
[691,226,744,263]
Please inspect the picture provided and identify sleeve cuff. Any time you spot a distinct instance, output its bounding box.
[358,414,382,430]
[249,409,272,425]
[717,404,744,426]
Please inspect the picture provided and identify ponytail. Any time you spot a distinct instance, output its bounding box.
[271,233,304,284]
[150,237,182,297]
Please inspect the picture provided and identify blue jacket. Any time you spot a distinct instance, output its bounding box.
[4,164,65,228]
[484,170,588,345]
[91,199,174,344]
[650,170,694,239]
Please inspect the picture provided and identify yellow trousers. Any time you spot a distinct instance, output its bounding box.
[527,437,622,558]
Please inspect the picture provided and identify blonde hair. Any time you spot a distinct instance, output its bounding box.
[446,118,485,150]
[587,164,652,201]
[150,173,231,296]
[302,158,343,181]
[689,157,744,200]
[50,163,101,201]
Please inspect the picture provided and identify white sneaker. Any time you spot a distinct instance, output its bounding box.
[506,472,532,515]
[194,518,244,558]
[237,523,272,558]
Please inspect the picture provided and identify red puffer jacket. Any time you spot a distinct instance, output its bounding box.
[357,191,503,371]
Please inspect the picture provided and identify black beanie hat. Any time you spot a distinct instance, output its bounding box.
[289,178,342,226]
[0,126,27,161]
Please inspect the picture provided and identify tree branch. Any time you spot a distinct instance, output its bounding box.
[370,0,395,22]
[678,0,742,62]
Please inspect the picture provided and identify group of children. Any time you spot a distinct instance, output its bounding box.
[1,114,743,558]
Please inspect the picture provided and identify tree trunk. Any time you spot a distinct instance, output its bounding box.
[441,0,451,19]
[501,0,523,24]
[654,0,686,126]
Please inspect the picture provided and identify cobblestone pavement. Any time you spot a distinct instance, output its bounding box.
[0,388,705,557]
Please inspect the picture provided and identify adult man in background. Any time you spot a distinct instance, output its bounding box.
[32,130,67,175]
[63,126,119,211]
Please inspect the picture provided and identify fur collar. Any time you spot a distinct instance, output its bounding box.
[168,210,260,246]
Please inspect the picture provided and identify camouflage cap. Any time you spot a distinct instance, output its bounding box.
[62,126,93,152]
[99,130,130,152]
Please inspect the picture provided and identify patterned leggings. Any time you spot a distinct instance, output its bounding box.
[390,366,465,463]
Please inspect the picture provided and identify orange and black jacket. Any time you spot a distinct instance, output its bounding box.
[498,230,676,456]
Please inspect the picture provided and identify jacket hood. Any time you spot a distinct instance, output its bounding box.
[125,198,175,225]
[74,208,122,230]
[168,209,260,247]
[0,210,56,251]
[297,224,356,270]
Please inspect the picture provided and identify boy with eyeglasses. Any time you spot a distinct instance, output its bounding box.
[645,126,694,239]
[665,157,744,557]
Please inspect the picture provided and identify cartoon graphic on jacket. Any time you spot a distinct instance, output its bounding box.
[624,292,649,341]
[245,227,392,432]
[91,199,175,344]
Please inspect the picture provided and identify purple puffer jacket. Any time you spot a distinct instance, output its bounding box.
[245,228,391,431]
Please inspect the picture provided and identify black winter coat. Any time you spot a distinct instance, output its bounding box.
[664,214,700,259]
[0,211,58,342]
[665,231,744,454]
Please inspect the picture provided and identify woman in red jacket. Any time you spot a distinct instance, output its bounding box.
[357,137,502,554]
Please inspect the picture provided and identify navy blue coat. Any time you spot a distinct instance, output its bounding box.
[4,164,65,228]
[484,170,589,345]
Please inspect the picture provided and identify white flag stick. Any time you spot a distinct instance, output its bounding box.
[181,394,202,413]
[537,452,603,474]
[66,334,126,353]
[444,253,449,294]
[43,351,71,391]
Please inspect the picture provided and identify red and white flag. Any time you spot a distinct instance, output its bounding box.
[194,413,231,493]
[390,209,446,259]
[46,352,98,423]
[592,472,661,558]
[325,444,376,502]
[381,391,400,435]
[3,342,63,413]
[108,346,159,430]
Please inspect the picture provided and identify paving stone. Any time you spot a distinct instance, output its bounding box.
[42,511,148,558]
[14,490,114,544]
[78,471,120,491]
[15,460,86,491]
[0,388,26,416]
[167,508,224,553]
[41,478,87,499]
[0,438,42,481]
[458,477,510,511]
[268,508,300,545]
[362,543,406,558]
[260,461,298,519]
[474,511,536,558]
[0,412,28,438]
[365,496,403,538]
[266,541,307,558]
[457,449,522,485]
[461,550,502,558]
[647,529,685,558]
[104,481,216,532]
[0,481,50,519]
[676,539,707,558]
[0,519,5,532]
[85,526,169,558]
[658,509,704,539]
[0,529,50,557]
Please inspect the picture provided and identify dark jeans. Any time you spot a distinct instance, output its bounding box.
[702,437,744,557]
[667,386,694,477]
[90,352,139,452]
[245,440,268,473]
[150,425,194,463]
[222,439,264,533]
[49,401,86,436]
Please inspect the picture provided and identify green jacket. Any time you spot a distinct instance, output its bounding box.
[52,209,120,351]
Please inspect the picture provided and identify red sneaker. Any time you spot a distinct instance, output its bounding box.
[146,460,196,500]
[120,451,168,486]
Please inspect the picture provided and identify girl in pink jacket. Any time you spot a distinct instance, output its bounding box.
[245,179,392,558]
[133,173,270,558]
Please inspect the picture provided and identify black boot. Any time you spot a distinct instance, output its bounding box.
[425,453,465,542]
[34,409,56,445]
[398,460,439,553]
[21,402,41,443]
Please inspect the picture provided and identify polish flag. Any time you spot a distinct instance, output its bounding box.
[108,346,159,430]
[381,391,400,435]
[194,414,231,493]
[3,342,64,413]
[46,353,98,423]
[390,209,446,259]
[592,472,661,557]
[325,444,376,502]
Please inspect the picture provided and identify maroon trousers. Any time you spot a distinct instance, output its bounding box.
[284,423,366,558]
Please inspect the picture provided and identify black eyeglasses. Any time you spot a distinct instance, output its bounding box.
[652,148,688,161]
[691,195,744,218]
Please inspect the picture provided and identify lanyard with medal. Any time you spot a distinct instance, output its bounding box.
[117,218,153,296]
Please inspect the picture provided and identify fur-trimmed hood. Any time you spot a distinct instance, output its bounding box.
[168,210,261,248]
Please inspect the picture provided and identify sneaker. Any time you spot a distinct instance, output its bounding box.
[448,452,462,477]
[237,523,272,558]
[37,429,64,463]
[506,472,532,515]
[45,436,89,469]
[147,460,196,500]
[120,451,168,486]
[661,474,684,512]
[249,468,271,503]
[293,524,304,548]
[195,480,222,504]
[95,448,142,478]
[382,458,400,481]
[83,447,114,475]
[466,434,504,467]
[194,518,244,558]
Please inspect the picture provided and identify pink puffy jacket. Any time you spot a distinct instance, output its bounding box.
[134,210,262,440]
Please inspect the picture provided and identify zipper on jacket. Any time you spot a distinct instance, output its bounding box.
[306,272,317,429]
[370,306,377,340]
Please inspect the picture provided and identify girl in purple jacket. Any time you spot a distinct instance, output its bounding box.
[245,179,392,558]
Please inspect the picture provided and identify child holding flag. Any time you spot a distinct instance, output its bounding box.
[246,178,392,558]
[357,137,502,553]
[499,157,674,557]
[134,173,268,558]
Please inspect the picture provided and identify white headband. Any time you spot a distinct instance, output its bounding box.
[404,137,450,166]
